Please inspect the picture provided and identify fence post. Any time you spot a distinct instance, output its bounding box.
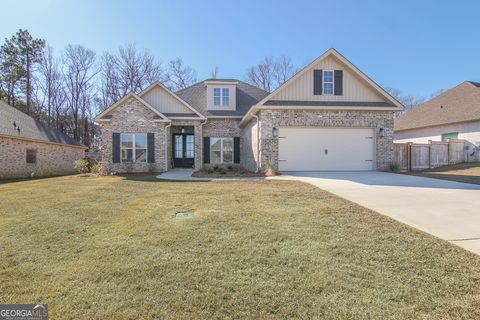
[407,142,412,172]
[428,140,432,169]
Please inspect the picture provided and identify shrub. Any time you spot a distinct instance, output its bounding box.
[74,159,89,175]
[265,161,278,177]
[389,163,400,172]
[213,165,219,172]
[227,165,234,171]
[90,161,102,174]
[219,167,226,175]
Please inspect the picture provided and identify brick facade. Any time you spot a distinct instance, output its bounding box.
[0,136,85,179]
[99,98,167,173]
[256,109,394,171]
[98,103,394,173]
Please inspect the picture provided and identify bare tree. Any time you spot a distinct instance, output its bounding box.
[165,58,197,90]
[246,56,276,92]
[62,44,97,141]
[246,55,298,92]
[273,55,297,86]
[99,43,164,109]
[386,87,425,115]
[210,65,219,79]
[36,46,66,124]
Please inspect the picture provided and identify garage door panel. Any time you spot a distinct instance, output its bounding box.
[278,127,374,171]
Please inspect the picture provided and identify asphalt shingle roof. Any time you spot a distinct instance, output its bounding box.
[394,81,480,131]
[176,80,269,117]
[0,100,83,146]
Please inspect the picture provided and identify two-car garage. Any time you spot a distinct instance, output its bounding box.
[277,127,375,171]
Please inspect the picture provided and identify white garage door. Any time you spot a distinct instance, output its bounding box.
[278,127,375,171]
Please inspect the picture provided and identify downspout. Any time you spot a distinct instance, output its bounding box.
[164,121,172,171]
[250,112,261,173]
[199,119,208,167]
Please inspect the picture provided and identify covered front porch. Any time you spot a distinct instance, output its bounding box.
[167,121,203,171]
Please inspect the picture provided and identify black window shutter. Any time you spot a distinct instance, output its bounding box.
[147,133,155,163]
[112,133,120,163]
[313,69,323,95]
[334,70,343,96]
[203,137,210,164]
[233,137,240,164]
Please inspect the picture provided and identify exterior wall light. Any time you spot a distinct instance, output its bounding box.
[379,127,385,137]
[272,127,278,138]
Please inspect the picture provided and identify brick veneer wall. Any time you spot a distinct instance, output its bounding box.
[202,118,243,168]
[257,109,394,171]
[0,136,85,179]
[241,119,258,172]
[99,97,167,173]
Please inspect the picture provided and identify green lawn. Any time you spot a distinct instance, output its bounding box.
[1,175,480,319]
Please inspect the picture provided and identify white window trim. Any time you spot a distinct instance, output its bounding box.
[213,87,230,107]
[210,137,234,164]
[121,133,148,163]
[323,70,334,95]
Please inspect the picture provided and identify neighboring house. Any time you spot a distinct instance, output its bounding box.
[0,101,86,179]
[395,81,480,161]
[94,48,403,173]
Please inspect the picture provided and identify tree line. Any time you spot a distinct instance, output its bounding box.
[0,29,426,148]
[0,30,204,148]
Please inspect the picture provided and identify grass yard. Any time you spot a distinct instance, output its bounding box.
[1,175,480,319]
[408,162,480,185]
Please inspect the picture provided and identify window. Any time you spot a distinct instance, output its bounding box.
[210,137,233,164]
[323,70,333,95]
[213,87,230,106]
[26,149,36,164]
[222,88,229,106]
[121,133,147,162]
[213,88,221,106]
[442,132,458,142]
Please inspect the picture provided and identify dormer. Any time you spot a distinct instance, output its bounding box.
[205,79,238,111]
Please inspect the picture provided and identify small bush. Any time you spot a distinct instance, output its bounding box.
[90,161,102,174]
[74,159,89,175]
[227,165,234,171]
[265,161,278,176]
[389,163,400,172]
[219,167,226,175]
[213,165,219,172]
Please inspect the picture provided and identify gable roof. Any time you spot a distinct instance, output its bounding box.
[139,81,205,119]
[0,100,84,147]
[176,80,269,117]
[240,48,404,126]
[395,81,480,131]
[94,92,170,121]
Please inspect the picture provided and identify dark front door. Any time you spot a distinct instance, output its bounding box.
[173,134,194,168]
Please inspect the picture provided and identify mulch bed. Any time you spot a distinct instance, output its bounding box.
[192,170,266,178]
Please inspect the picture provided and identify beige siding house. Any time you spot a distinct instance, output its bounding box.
[0,101,86,179]
[95,48,403,173]
[395,81,480,161]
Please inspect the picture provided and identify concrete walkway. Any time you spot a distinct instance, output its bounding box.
[271,171,480,255]
[156,169,265,182]
[156,169,211,181]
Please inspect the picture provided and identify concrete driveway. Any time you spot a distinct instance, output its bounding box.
[271,171,480,255]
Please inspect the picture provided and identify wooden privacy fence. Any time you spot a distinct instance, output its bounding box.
[393,139,465,171]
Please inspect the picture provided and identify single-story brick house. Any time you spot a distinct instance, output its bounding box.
[395,81,480,161]
[0,101,86,179]
[95,48,403,173]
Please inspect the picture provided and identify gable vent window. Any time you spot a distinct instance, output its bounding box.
[26,149,37,164]
[213,88,230,106]
[323,71,334,95]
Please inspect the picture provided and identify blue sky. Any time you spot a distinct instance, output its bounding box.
[1,0,478,98]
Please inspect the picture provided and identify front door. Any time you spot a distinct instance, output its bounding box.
[172,134,195,168]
